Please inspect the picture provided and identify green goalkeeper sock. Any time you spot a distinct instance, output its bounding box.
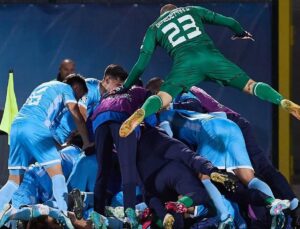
[141,95,163,118]
[178,196,194,208]
[265,197,275,205]
[252,82,284,105]
[155,218,163,228]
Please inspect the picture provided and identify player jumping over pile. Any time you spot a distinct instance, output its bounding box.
[118,4,300,137]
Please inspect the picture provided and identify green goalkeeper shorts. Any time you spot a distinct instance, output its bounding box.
[160,50,250,98]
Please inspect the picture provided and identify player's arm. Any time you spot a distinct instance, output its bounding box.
[66,102,91,148]
[123,27,157,88]
[194,6,250,38]
[78,95,88,121]
[78,105,87,121]
[190,86,238,115]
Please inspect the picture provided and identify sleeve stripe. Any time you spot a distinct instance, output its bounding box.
[65,99,77,105]
[78,102,87,109]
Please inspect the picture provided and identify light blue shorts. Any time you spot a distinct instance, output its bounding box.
[8,120,61,172]
[195,118,253,171]
[67,154,98,192]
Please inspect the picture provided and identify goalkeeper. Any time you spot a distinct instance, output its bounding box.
[118,4,300,137]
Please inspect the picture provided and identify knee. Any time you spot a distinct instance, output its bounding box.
[243,79,257,94]
[234,168,255,185]
[157,91,173,107]
[200,174,210,180]
[8,173,24,185]
[46,164,63,177]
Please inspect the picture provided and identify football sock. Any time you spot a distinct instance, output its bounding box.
[290,198,299,211]
[248,177,274,198]
[0,181,18,208]
[51,174,68,211]
[141,95,163,118]
[202,179,229,221]
[252,82,283,105]
[178,196,193,208]
[5,207,32,221]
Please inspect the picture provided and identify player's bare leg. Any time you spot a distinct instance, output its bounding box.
[119,91,172,137]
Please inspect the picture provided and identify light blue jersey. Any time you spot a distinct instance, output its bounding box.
[16,81,77,127]
[50,78,101,145]
[79,78,101,117]
[8,81,79,171]
[159,109,253,171]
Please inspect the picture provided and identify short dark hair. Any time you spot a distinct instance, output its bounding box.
[145,77,164,94]
[63,73,88,93]
[104,64,128,82]
[27,216,62,229]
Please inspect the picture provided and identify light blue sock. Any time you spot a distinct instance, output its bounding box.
[248,177,274,198]
[0,180,19,208]
[32,204,63,221]
[9,207,32,221]
[290,198,299,210]
[51,174,68,211]
[202,179,229,221]
[48,207,63,219]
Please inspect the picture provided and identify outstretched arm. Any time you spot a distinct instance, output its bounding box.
[123,27,157,88]
[195,6,253,40]
[196,6,244,34]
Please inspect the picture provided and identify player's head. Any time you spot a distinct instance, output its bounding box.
[102,64,128,92]
[160,4,177,15]
[64,73,88,100]
[57,59,76,82]
[26,215,62,229]
[145,77,164,94]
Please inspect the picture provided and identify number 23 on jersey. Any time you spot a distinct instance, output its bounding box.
[162,14,202,47]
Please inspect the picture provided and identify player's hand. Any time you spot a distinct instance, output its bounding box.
[210,170,238,192]
[82,142,95,155]
[231,31,255,41]
[102,86,128,99]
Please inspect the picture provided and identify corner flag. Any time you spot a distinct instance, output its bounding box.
[0,70,18,144]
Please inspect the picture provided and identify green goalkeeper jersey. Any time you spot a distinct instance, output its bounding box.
[124,6,245,88]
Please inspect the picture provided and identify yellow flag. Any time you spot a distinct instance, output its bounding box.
[0,70,18,144]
